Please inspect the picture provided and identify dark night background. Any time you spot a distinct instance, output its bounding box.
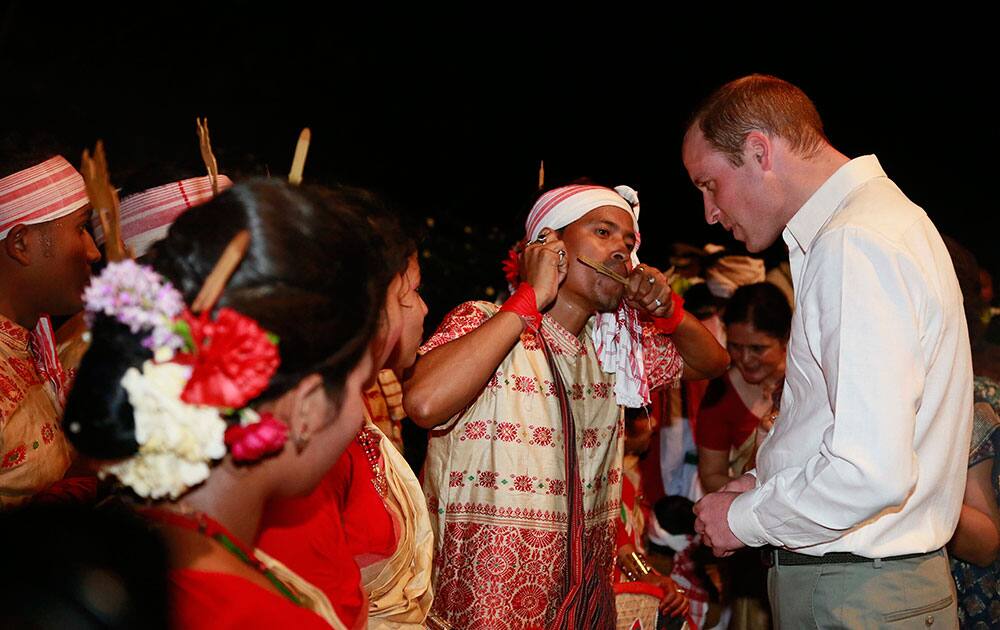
[2,5,995,328]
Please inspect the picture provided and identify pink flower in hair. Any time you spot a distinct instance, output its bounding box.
[224,411,288,462]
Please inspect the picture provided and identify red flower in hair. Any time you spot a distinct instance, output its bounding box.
[502,247,521,287]
[178,308,280,409]
[224,412,289,462]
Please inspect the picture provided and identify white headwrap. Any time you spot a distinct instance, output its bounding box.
[94,174,234,258]
[0,155,89,240]
[705,255,766,299]
[0,156,89,404]
[647,514,693,553]
[525,184,649,407]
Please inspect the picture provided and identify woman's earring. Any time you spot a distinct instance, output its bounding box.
[292,426,311,453]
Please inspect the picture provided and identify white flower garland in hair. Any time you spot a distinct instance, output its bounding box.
[84,257,284,500]
[100,358,227,500]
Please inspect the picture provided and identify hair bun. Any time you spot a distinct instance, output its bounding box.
[63,316,150,459]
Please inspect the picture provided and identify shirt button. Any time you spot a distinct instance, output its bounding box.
[925,614,934,625]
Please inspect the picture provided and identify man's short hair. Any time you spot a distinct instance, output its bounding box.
[689,74,829,166]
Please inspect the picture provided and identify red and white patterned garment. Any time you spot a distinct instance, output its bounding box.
[420,301,683,630]
[0,313,73,508]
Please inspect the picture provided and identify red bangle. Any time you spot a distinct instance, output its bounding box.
[652,293,686,334]
[500,283,542,332]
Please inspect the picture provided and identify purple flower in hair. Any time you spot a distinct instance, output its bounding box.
[83,259,185,351]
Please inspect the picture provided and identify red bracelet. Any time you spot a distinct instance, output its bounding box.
[652,292,686,334]
[500,283,542,332]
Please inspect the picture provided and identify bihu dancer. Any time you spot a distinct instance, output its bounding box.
[61,174,393,628]
[0,152,100,507]
[406,183,729,629]
[259,132,440,629]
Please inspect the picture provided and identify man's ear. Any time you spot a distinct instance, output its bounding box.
[3,224,33,266]
[744,131,773,171]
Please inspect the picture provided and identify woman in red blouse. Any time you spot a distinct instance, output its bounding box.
[259,207,436,629]
[693,282,790,630]
[695,283,791,493]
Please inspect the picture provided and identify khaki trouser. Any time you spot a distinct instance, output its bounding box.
[767,549,958,629]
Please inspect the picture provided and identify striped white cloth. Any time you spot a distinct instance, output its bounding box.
[525,184,649,407]
[95,174,233,257]
[0,156,89,240]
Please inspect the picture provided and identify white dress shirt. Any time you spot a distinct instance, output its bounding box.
[728,155,973,557]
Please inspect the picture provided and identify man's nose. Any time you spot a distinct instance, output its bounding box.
[703,192,720,225]
[84,231,102,263]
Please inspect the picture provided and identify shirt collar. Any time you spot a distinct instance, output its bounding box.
[784,155,887,254]
[0,312,30,354]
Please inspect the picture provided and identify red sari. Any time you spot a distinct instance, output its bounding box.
[170,569,331,629]
[258,440,396,628]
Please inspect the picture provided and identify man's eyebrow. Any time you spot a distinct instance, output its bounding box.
[593,219,636,240]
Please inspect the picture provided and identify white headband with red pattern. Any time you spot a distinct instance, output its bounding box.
[0,155,89,240]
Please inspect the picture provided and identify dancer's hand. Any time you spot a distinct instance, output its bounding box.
[643,574,690,618]
[625,263,675,318]
[522,228,568,310]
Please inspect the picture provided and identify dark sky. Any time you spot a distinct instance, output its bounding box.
[2,5,995,323]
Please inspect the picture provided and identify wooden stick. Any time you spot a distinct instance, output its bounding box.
[81,141,126,261]
[191,230,251,314]
[577,256,678,288]
[537,159,545,190]
[577,255,628,285]
[288,128,311,185]
[196,117,220,195]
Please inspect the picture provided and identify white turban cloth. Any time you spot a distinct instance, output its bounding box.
[705,255,766,299]
[525,184,650,407]
[0,155,89,241]
[95,175,234,258]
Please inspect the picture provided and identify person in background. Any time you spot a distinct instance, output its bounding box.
[695,282,790,629]
[0,151,100,508]
[260,195,440,629]
[943,235,1000,628]
[646,495,719,629]
[638,254,767,518]
[696,283,790,493]
[948,402,1000,629]
[615,406,690,618]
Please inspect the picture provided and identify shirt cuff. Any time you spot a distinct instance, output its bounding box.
[727,489,770,548]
